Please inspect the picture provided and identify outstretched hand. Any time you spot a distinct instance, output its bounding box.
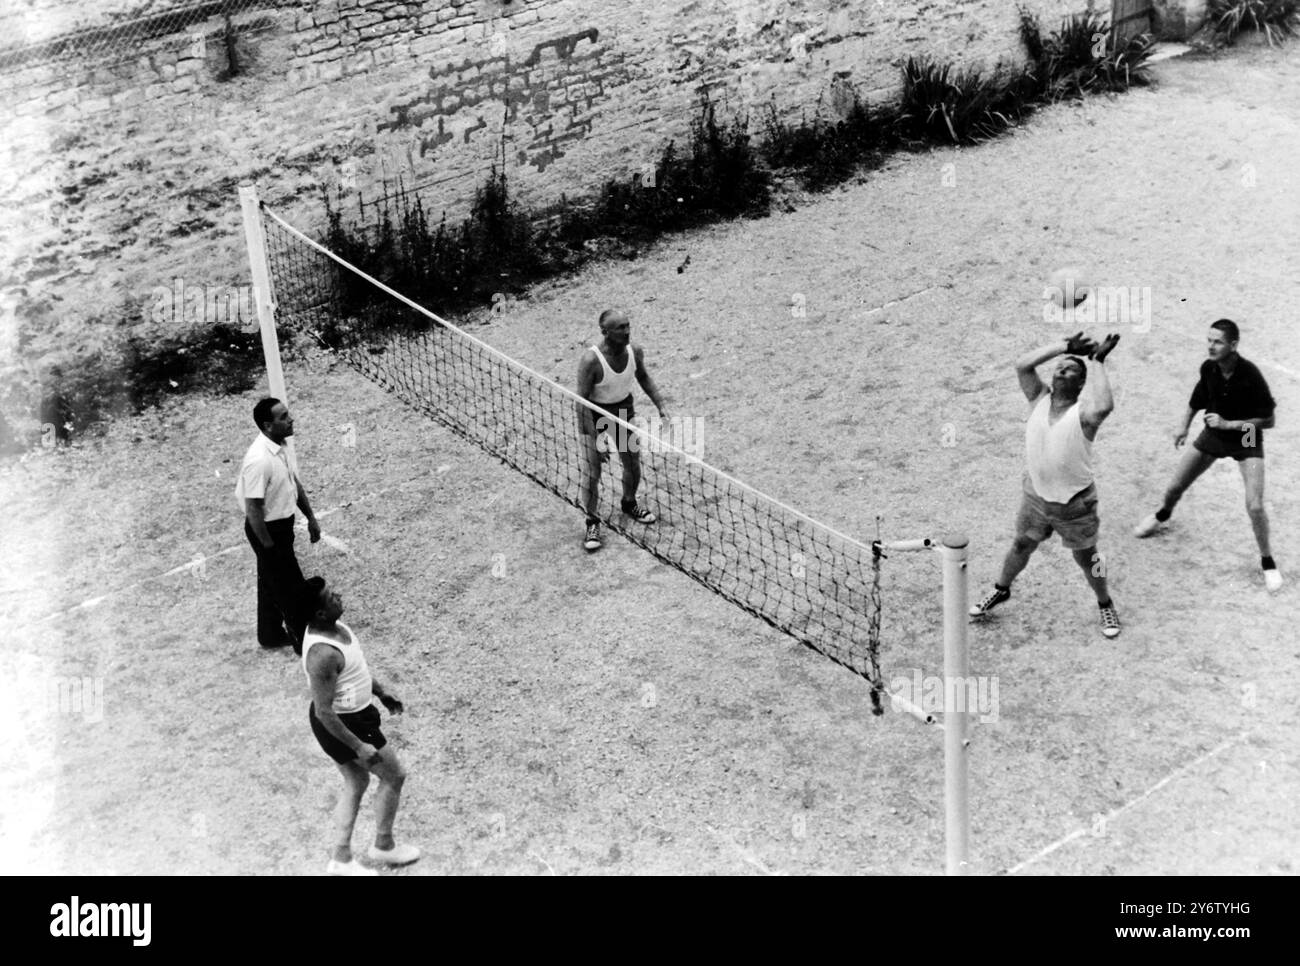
[378,693,404,715]
[1092,333,1121,362]
[1064,331,1097,356]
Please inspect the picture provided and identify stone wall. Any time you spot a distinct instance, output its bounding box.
[1150,0,1207,40]
[0,0,1102,412]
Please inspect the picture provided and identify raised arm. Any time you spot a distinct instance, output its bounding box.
[1079,358,1114,439]
[1014,340,1065,404]
[1079,332,1119,439]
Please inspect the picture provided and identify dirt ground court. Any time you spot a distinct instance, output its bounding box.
[2,42,1299,875]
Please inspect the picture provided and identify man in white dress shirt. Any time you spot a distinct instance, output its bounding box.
[234,397,321,652]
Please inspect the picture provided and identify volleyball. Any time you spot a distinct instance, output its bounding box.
[1045,266,1091,309]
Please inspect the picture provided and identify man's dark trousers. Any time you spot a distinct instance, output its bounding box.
[245,516,306,652]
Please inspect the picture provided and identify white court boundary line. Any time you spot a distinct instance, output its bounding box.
[17,292,1293,632]
[10,474,436,633]
[1150,319,1300,383]
[1002,728,1257,875]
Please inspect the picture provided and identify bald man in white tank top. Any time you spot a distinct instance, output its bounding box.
[971,331,1123,639]
[575,308,670,552]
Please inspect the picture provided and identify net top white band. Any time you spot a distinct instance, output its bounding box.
[261,204,882,558]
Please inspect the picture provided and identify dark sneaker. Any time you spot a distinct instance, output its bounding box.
[621,501,656,524]
[583,521,603,552]
[1099,602,1121,639]
[969,586,1010,618]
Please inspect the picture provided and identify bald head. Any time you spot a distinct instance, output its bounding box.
[599,308,628,331]
[598,308,632,353]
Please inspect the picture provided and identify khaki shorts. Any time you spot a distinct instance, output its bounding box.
[1014,475,1100,551]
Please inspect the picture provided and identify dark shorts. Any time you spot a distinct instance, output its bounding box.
[1193,427,1263,461]
[309,701,386,765]
[1014,476,1100,551]
[589,395,640,455]
[591,394,635,433]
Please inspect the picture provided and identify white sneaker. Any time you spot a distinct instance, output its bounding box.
[1133,513,1164,538]
[969,585,1011,618]
[1264,568,1284,593]
[367,842,421,866]
[326,858,377,876]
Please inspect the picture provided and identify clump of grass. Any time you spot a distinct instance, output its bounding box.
[760,94,897,190]
[592,100,771,236]
[35,357,124,444]
[322,98,772,334]
[324,164,547,329]
[1206,0,1300,44]
[896,56,1022,145]
[21,319,261,445]
[1019,8,1155,100]
[123,322,262,407]
[681,99,773,220]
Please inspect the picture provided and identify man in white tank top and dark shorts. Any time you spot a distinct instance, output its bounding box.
[298,576,419,875]
[575,308,670,552]
[971,330,1124,639]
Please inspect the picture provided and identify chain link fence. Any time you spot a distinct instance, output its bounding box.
[0,0,294,73]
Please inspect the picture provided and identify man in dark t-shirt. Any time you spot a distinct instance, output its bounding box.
[1134,319,1281,591]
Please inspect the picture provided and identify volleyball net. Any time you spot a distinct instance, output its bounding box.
[251,198,889,709]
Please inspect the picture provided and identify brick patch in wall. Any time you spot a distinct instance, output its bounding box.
[376,26,626,172]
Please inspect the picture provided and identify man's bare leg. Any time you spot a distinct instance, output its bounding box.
[366,746,408,852]
[331,760,370,864]
[1239,457,1272,558]
[1073,544,1120,636]
[1158,446,1218,518]
[580,433,602,519]
[997,536,1040,588]
[621,448,642,508]
[1071,545,1111,603]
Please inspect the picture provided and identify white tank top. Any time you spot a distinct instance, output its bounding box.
[1025,393,1094,502]
[590,344,636,403]
[302,620,373,714]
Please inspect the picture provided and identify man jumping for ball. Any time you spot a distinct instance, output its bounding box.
[575,308,669,552]
[1133,319,1281,592]
[971,331,1123,638]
